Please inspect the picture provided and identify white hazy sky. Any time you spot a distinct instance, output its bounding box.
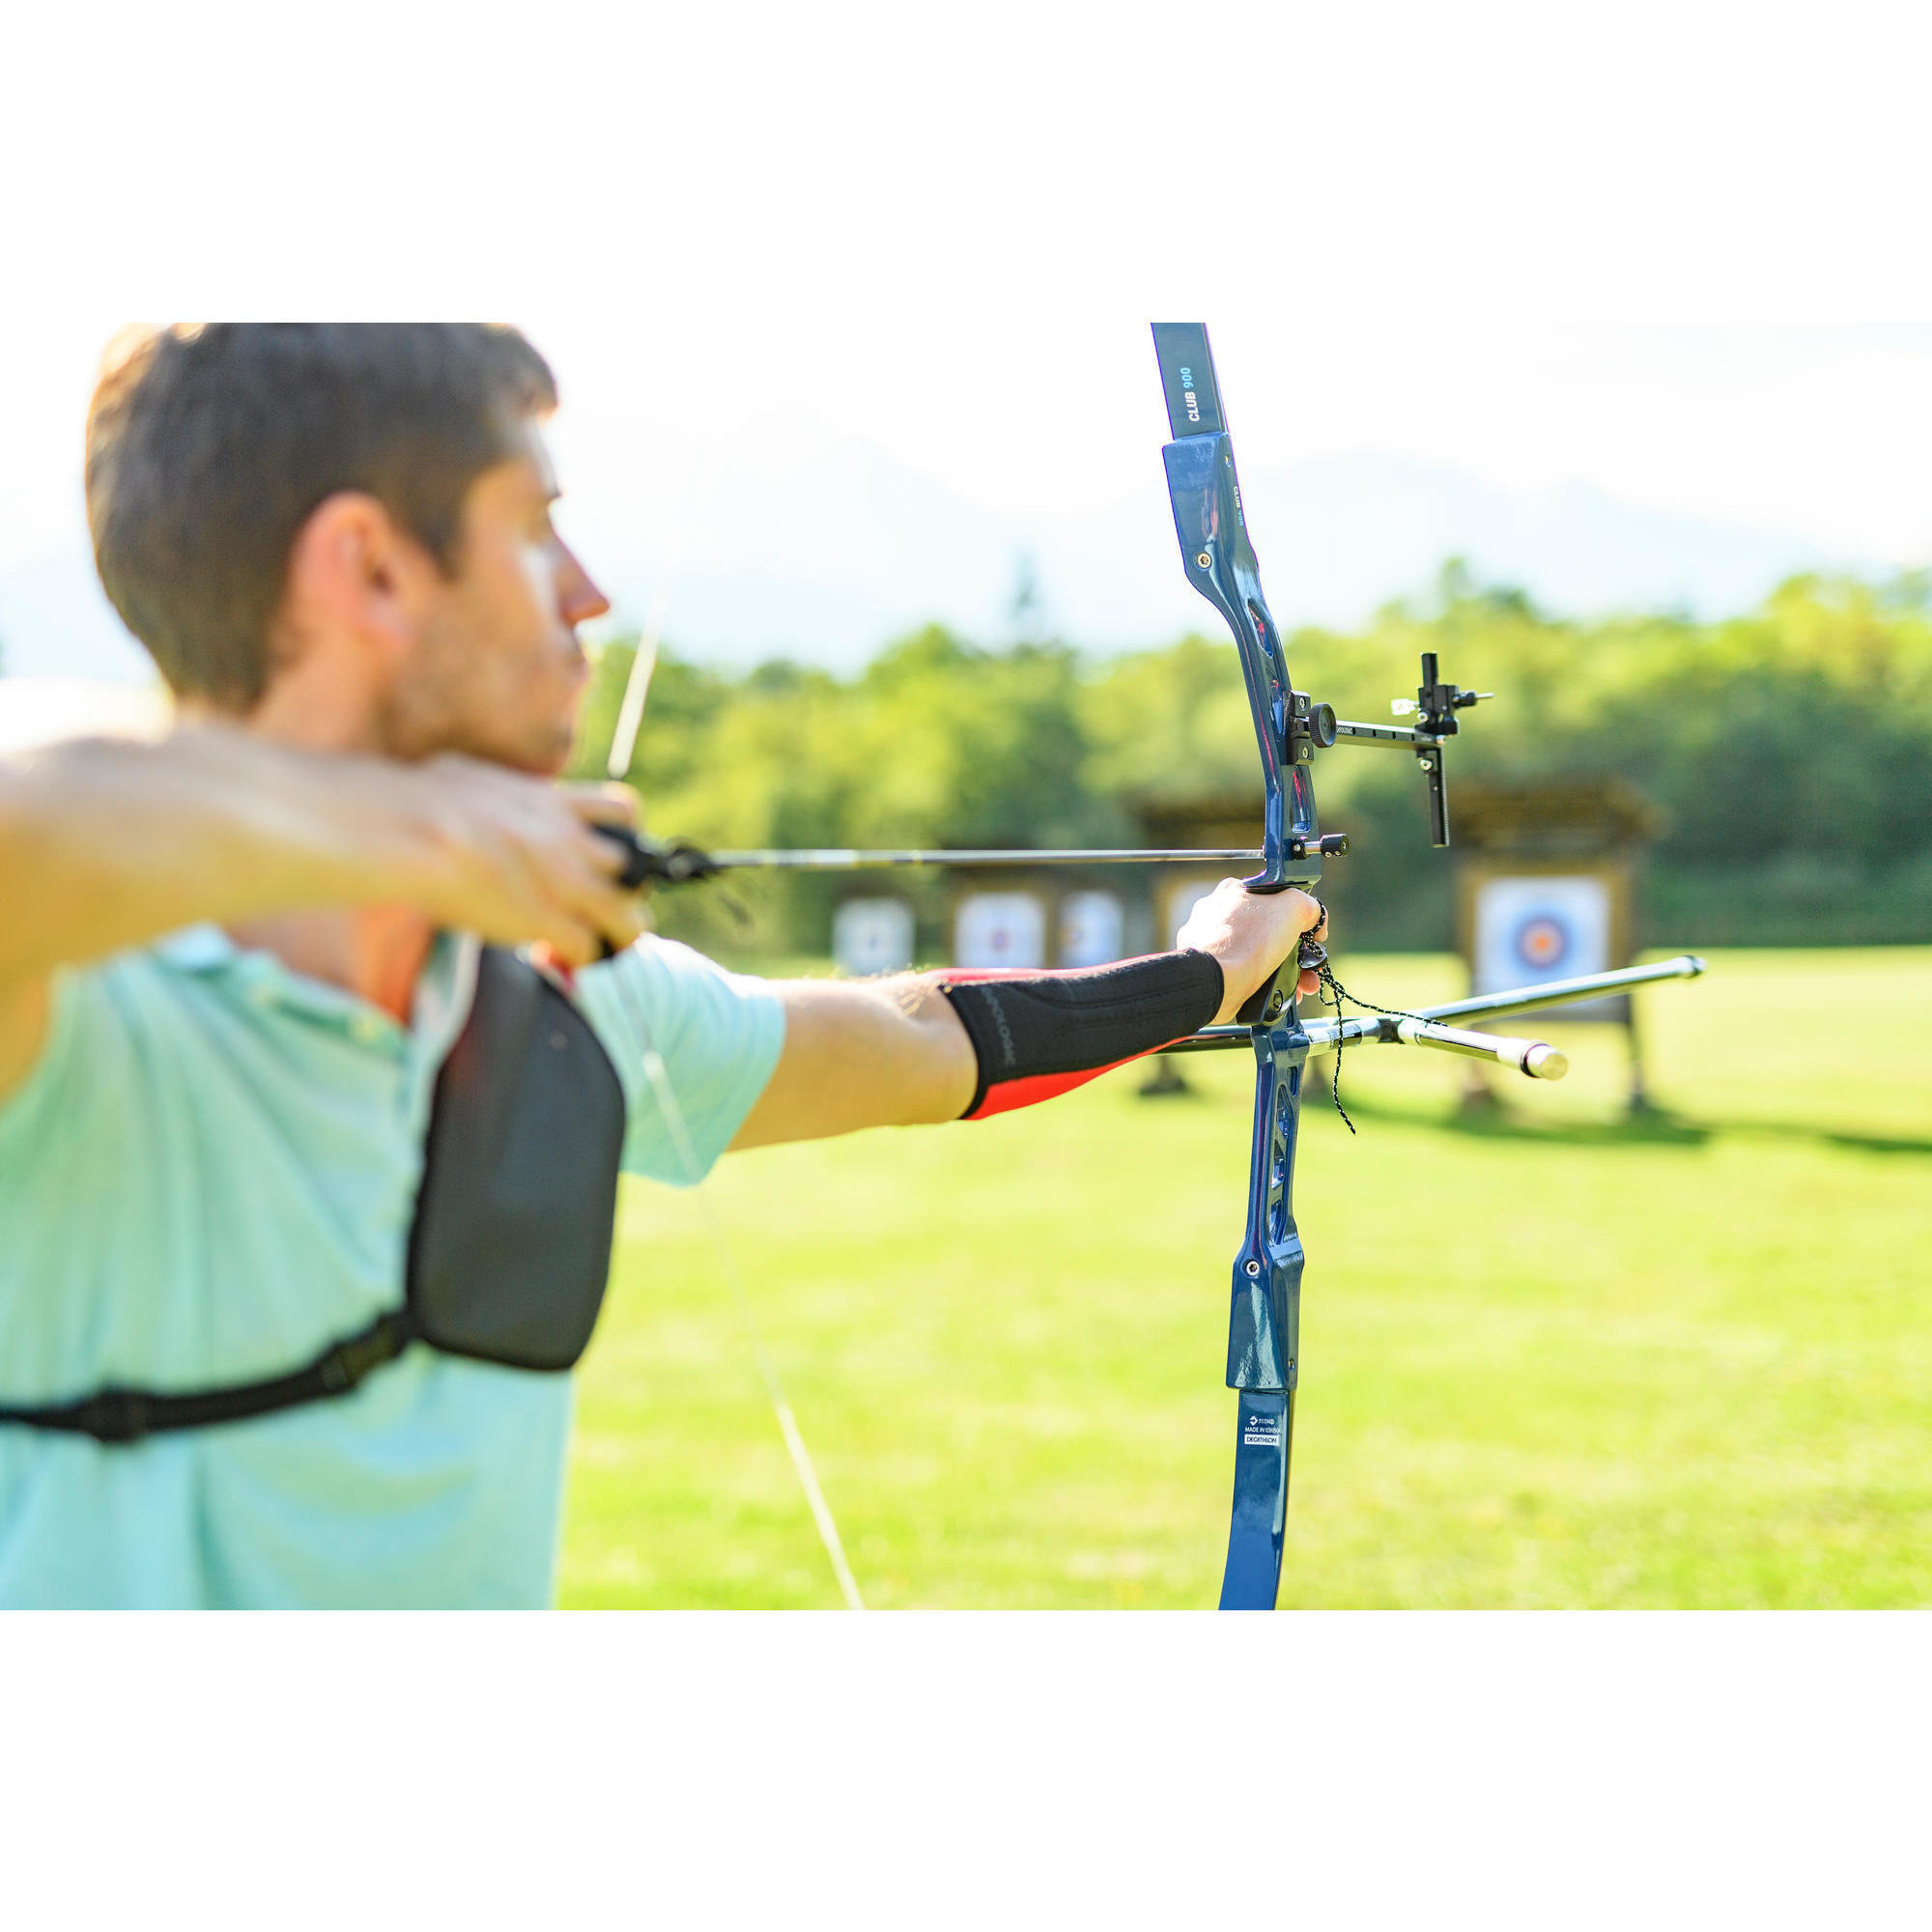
[4,0,1931,619]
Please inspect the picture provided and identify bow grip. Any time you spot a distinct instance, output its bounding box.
[1232,888,1327,1026]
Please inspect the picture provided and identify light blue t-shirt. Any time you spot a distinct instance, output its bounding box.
[0,930,782,1608]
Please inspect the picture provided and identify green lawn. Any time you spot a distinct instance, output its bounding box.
[559,948,1932,1608]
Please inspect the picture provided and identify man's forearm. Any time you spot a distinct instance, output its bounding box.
[0,726,432,984]
[728,885,1321,1153]
[730,947,1241,1151]
[729,976,980,1149]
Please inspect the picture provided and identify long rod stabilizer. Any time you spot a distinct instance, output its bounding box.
[1395,953,1707,1027]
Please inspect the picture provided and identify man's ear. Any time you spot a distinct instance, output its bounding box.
[276,492,438,672]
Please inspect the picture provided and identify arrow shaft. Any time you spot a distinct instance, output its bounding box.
[703,846,1264,870]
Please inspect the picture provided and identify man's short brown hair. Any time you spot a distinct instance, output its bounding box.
[86,324,558,706]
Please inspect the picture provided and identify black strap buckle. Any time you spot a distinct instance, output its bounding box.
[74,1387,153,1445]
[318,1313,411,1395]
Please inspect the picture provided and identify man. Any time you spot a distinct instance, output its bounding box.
[0,325,1321,1607]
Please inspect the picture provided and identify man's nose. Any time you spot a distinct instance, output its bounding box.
[558,541,611,626]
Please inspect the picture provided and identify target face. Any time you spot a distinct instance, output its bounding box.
[1058,891,1123,968]
[833,898,915,976]
[953,893,1047,970]
[1473,875,1611,999]
[1515,915,1570,972]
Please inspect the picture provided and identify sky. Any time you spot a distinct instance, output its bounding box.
[4,1,1930,678]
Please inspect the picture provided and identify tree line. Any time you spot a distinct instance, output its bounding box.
[568,565,1932,958]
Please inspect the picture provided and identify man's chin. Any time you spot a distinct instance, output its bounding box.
[511,742,574,779]
[491,720,578,778]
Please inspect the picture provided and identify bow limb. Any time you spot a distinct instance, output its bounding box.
[1153,323,1311,1610]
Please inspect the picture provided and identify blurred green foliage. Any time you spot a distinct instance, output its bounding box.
[570,567,1932,954]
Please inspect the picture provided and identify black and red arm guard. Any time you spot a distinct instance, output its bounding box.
[934,951,1225,1121]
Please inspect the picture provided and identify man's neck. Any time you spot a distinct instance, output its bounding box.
[187,659,435,1019]
[223,904,437,1024]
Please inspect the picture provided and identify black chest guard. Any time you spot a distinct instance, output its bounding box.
[0,947,629,1444]
[407,945,626,1371]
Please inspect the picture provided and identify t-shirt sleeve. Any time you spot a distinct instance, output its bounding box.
[573,937,785,1185]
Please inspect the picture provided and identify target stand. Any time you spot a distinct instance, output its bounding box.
[1449,779,1665,1113]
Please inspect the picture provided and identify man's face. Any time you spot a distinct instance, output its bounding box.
[386,422,609,775]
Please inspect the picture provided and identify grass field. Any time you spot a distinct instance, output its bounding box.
[558,948,1932,1608]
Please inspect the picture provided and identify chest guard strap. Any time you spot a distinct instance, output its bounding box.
[0,946,629,1444]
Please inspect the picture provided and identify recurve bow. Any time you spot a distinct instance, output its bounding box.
[602,323,1706,1610]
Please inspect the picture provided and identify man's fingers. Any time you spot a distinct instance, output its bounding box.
[536,788,648,939]
[545,848,645,957]
[1285,892,1326,1006]
[523,838,641,964]
[474,807,642,957]
[560,781,641,830]
[592,895,646,955]
[560,786,644,885]
[546,916,615,972]
[403,759,654,957]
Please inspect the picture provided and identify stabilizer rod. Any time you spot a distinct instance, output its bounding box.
[1171,956,1707,1053]
[1329,1017,1566,1079]
[1398,954,1706,1028]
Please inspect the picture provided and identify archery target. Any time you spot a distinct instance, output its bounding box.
[1058,891,1124,968]
[953,892,1047,970]
[833,898,915,976]
[1473,874,1610,996]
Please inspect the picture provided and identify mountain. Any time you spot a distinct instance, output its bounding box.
[0,423,1884,686]
[564,425,1882,665]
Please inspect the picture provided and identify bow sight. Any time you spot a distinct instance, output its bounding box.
[1322,649,1494,846]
